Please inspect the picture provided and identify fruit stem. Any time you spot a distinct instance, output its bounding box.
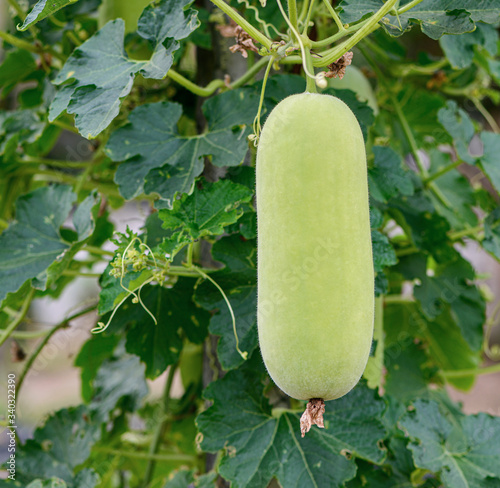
[304,47,317,93]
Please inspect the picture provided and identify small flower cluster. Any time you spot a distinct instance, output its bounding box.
[109,244,150,278]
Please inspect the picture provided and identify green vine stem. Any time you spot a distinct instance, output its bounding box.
[304,46,318,93]
[95,447,196,463]
[209,0,273,50]
[311,20,365,48]
[301,0,316,34]
[61,270,101,278]
[298,0,310,25]
[0,30,37,52]
[18,157,93,169]
[448,224,484,242]
[395,245,419,257]
[470,97,500,134]
[321,0,345,33]
[141,363,179,487]
[85,245,115,257]
[313,0,398,67]
[0,288,35,348]
[484,300,500,360]
[168,56,269,97]
[50,118,80,133]
[424,160,463,185]
[16,304,97,397]
[252,55,276,143]
[168,71,225,97]
[287,0,299,40]
[384,295,414,304]
[194,266,248,360]
[10,329,54,340]
[441,362,500,379]
[397,0,424,14]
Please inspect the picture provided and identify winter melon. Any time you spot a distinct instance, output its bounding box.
[256,93,374,423]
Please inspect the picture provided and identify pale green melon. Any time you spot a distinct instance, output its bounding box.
[256,93,374,401]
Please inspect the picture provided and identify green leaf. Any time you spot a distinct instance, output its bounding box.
[0,109,45,155]
[19,0,79,30]
[437,101,476,164]
[89,353,148,421]
[49,0,199,138]
[479,132,500,195]
[197,363,386,488]
[482,207,500,260]
[0,185,99,304]
[158,179,253,240]
[340,0,483,39]
[194,235,257,370]
[424,308,480,391]
[427,149,477,229]
[164,469,217,487]
[385,340,431,403]
[400,399,500,488]
[0,49,37,96]
[372,230,397,272]
[390,193,454,263]
[412,255,485,351]
[25,480,67,488]
[384,299,480,392]
[107,89,257,203]
[98,266,153,315]
[389,86,447,152]
[16,406,101,485]
[440,23,499,69]
[48,20,138,138]
[369,146,414,202]
[104,279,209,379]
[262,74,306,108]
[74,334,121,402]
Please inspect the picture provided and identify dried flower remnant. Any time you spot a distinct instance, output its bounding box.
[216,19,259,58]
[324,51,354,80]
[300,398,325,437]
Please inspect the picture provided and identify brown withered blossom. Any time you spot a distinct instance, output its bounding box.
[324,51,354,80]
[300,399,325,437]
[216,19,259,58]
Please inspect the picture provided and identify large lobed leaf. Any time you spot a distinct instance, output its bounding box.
[107,88,259,203]
[49,0,199,138]
[158,179,253,239]
[339,0,499,39]
[0,185,99,304]
[400,399,500,488]
[197,362,387,488]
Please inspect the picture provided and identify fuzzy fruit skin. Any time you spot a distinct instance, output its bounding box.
[256,93,374,401]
